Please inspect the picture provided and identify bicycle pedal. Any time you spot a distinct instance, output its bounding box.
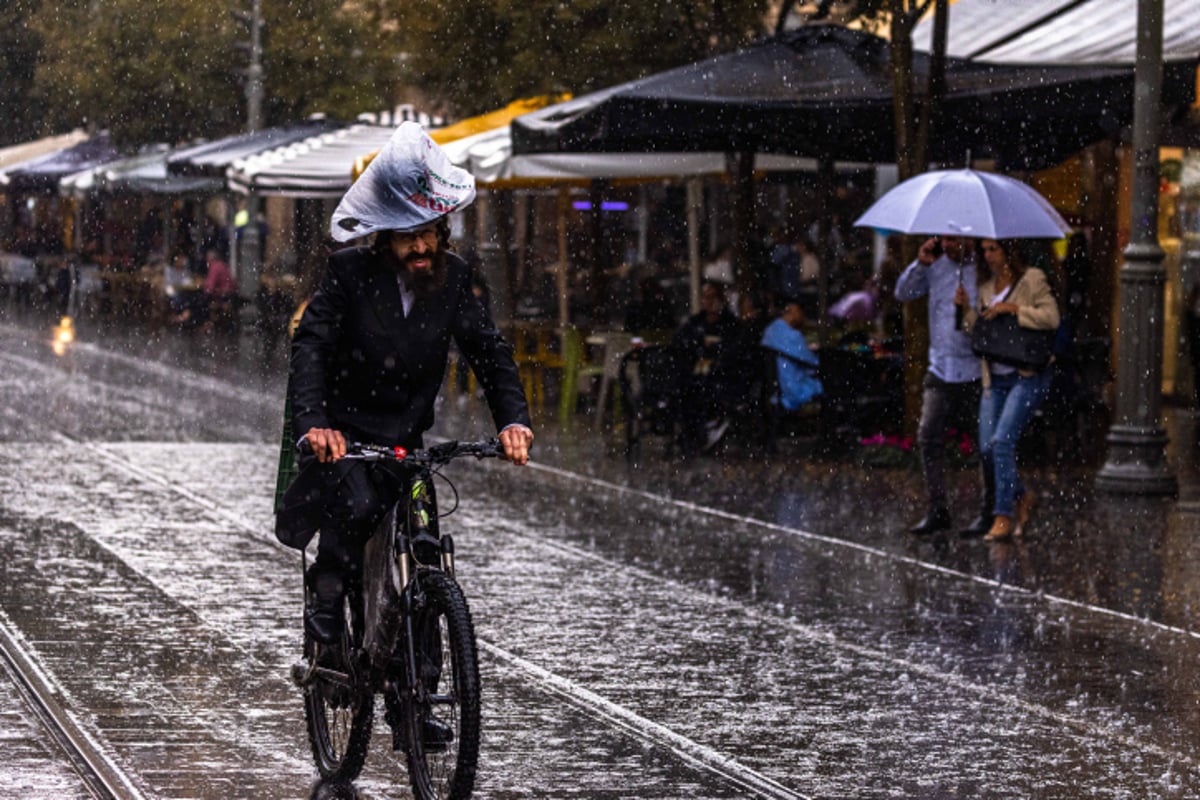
[290,660,313,687]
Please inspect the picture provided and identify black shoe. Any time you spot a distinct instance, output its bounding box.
[908,509,951,535]
[959,514,994,538]
[305,607,343,645]
[420,715,454,753]
[385,712,455,752]
[304,568,345,645]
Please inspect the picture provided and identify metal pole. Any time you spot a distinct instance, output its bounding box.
[228,0,264,308]
[686,179,702,314]
[245,0,264,133]
[1096,0,1177,494]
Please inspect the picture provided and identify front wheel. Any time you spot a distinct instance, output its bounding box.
[399,570,481,800]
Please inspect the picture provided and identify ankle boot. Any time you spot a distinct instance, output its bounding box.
[984,515,1015,542]
[305,567,345,645]
[908,508,951,535]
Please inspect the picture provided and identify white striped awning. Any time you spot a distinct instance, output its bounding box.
[913,0,1200,64]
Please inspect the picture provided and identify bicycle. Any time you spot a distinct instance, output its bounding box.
[290,438,502,798]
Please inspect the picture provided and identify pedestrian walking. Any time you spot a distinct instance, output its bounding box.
[959,238,1060,541]
[894,235,988,536]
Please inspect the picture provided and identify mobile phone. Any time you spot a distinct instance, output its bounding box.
[931,237,943,258]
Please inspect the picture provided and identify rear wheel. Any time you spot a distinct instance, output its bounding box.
[303,596,373,781]
[400,570,481,800]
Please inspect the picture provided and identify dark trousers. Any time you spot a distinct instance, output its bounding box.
[918,372,987,515]
[311,460,402,582]
[310,456,442,579]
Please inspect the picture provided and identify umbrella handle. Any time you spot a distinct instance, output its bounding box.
[955,266,965,330]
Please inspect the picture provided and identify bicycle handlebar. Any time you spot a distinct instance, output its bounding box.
[298,437,504,467]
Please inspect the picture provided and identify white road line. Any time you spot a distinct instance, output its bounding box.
[527,461,1200,643]
[52,434,296,556]
[508,532,1200,770]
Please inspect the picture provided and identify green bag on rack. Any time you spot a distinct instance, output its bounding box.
[273,388,298,514]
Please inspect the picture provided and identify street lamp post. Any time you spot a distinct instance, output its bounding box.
[232,0,265,306]
[1095,0,1177,495]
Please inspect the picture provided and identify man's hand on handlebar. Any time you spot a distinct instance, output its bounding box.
[498,424,534,466]
[302,427,347,463]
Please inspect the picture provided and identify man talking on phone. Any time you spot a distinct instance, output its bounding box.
[894,235,987,536]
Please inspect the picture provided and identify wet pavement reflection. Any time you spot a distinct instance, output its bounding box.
[0,311,1199,797]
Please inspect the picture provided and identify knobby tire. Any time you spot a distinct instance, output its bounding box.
[402,570,481,800]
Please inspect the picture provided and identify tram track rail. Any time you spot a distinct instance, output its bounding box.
[0,609,149,800]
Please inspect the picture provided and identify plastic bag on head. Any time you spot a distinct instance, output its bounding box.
[330,121,476,243]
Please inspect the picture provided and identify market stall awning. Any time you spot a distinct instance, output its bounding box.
[0,130,90,172]
[226,123,399,197]
[912,0,1200,64]
[511,24,1198,170]
[441,124,831,188]
[60,146,223,197]
[429,96,570,146]
[166,119,342,177]
[0,132,125,193]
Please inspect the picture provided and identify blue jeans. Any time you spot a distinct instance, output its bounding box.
[978,369,1052,517]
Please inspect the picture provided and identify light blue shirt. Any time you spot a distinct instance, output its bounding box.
[894,255,981,384]
[762,318,823,410]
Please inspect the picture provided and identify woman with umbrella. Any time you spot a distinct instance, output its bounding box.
[856,168,1072,540]
[957,238,1060,541]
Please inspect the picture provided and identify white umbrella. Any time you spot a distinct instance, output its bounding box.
[854,168,1071,239]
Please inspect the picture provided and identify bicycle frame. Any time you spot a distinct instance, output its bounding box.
[293,437,499,794]
[295,438,498,689]
[360,462,448,685]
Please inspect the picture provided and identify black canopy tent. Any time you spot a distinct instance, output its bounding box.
[512,24,1197,329]
[511,25,1198,171]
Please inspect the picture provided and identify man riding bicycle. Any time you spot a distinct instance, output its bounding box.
[275,122,533,648]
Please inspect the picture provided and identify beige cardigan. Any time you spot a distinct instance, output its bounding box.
[963,267,1061,386]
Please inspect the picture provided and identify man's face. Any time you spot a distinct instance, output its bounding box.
[389,225,439,272]
[387,225,446,295]
[941,235,965,262]
[783,303,804,329]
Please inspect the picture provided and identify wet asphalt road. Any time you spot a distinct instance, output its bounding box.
[1,312,1200,799]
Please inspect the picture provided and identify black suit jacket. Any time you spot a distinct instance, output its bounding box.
[289,246,529,445]
[275,246,529,548]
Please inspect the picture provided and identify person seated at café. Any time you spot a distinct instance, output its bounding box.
[762,298,823,411]
[738,289,771,345]
[791,238,821,319]
[624,276,677,337]
[201,247,237,329]
[828,273,879,327]
[162,250,195,317]
[672,280,756,453]
[203,248,236,300]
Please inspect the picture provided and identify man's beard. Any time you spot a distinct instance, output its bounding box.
[387,248,447,297]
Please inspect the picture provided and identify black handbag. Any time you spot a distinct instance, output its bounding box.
[970,311,1054,370]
